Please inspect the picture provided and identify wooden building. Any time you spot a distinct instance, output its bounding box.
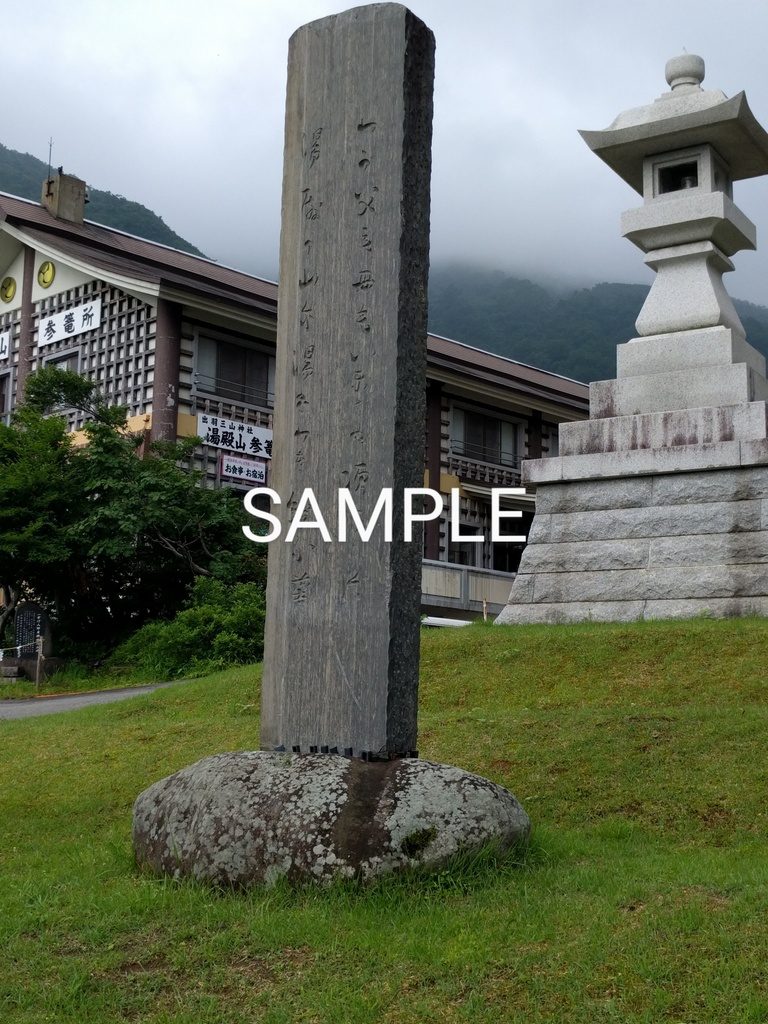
[0,175,588,616]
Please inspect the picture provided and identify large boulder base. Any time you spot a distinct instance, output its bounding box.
[132,751,530,887]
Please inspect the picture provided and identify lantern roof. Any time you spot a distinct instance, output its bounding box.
[579,55,768,195]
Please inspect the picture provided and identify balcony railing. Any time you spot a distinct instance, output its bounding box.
[421,559,514,615]
[193,372,274,406]
[447,440,522,488]
[191,375,274,429]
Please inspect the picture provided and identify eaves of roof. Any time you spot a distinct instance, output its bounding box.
[0,191,278,312]
[19,227,278,318]
[0,193,590,410]
[426,333,589,412]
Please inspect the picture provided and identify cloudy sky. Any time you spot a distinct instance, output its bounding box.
[3,0,768,305]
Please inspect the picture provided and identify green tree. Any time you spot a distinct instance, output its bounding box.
[0,404,76,636]
[1,368,264,658]
[112,576,266,679]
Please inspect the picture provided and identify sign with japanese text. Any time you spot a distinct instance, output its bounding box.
[197,413,273,459]
[221,454,267,485]
[0,331,9,360]
[38,297,103,348]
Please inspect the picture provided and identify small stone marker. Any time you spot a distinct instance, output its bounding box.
[260,3,435,758]
[13,602,52,657]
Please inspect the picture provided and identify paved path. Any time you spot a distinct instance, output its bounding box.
[0,680,190,720]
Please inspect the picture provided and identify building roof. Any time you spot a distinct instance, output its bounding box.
[0,190,589,415]
[427,333,588,413]
[0,191,278,314]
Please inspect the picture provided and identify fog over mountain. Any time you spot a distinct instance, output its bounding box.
[2,1,768,305]
[427,263,768,384]
[5,140,768,387]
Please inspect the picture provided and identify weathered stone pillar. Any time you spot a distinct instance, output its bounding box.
[260,4,435,758]
[132,7,530,888]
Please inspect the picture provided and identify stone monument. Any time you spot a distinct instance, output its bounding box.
[260,1,432,760]
[133,4,529,887]
[0,602,60,683]
[13,602,52,658]
[498,55,768,625]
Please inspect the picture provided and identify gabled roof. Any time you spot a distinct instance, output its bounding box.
[0,191,278,314]
[0,191,589,414]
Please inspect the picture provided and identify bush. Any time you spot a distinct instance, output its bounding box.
[111,578,266,679]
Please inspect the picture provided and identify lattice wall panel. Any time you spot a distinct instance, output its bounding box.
[34,282,155,429]
[0,305,20,416]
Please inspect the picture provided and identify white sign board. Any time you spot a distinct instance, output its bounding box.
[38,297,103,348]
[221,454,267,485]
[197,413,272,459]
[0,331,9,360]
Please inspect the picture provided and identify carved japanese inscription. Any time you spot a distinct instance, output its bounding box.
[260,4,435,758]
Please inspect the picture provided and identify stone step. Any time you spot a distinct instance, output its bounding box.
[530,497,764,546]
[532,465,768,514]
[508,562,768,606]
[497,595,768,625]
[519,532,768,575]
[524,436,768,485]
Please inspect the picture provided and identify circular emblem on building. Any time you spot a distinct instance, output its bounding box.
[38,261,56,288]
[0,276,16,302]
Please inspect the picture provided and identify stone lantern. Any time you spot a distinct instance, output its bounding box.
[497,57,768,625]
[580,53,768,408]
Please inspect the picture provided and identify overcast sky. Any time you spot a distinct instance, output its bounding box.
[3,0,768,306]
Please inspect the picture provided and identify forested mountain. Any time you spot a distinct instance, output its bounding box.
[428,263,768,384]
[0,142,205,257]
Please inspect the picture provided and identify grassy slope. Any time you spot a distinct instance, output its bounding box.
[2,618,768,1022]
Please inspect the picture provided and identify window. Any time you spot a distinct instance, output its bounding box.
[44,350,80,374]
[196,334,273,407]
[0,374,9,417]
[658,161,698,193]
[452,409,518,466]
[448,525,481,567]
[491,510,533,573]
[545,423,560,457]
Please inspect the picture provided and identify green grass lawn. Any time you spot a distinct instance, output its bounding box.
[3,618,768,1022]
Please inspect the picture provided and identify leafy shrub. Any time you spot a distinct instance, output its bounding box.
[111,578,265,679]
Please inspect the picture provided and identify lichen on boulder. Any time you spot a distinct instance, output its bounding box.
[132,751,530,887]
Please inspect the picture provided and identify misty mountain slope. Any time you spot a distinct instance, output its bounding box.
[428,263,768,384]
[4,140,768,386]
[0,142,206,257]
[427,265,557,352]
